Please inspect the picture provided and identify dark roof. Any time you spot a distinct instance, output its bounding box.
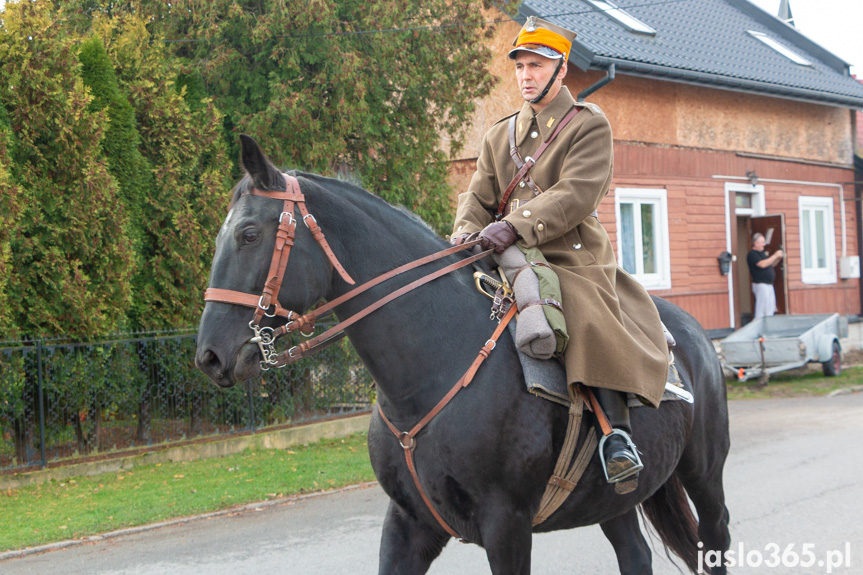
[520,0,863,108]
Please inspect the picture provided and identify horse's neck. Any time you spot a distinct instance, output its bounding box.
[322,207,496,421]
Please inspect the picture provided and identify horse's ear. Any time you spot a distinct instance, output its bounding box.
[239,134,282,190]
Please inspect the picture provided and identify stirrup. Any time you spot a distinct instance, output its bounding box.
[598,429,644,483]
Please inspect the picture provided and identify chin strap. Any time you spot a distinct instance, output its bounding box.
[530,58,564,104]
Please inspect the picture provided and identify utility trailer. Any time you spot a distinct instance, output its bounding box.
[718,314,847,383]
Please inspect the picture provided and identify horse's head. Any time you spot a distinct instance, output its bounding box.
[195,136,336,387]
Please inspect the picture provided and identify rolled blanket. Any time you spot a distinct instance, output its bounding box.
[495,245,567,359]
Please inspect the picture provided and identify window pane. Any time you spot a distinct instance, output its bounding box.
[735,194,752,208]
[620,203,636,274]
[802,209,812,269]
[815,210,826,268]
[641,203,656,274]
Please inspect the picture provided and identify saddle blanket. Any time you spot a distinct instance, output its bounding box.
[507,321,688,408]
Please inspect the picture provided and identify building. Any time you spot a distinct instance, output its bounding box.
[449,0,863,333]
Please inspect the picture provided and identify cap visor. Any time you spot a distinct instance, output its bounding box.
[508,45,564,60]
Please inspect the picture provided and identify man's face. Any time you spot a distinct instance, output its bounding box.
[515,52,565,105]
[753,236,766,251]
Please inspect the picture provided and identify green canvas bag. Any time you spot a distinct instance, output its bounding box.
[517,245,569,355]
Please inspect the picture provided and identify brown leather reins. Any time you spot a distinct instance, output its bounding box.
[203,173,521,543]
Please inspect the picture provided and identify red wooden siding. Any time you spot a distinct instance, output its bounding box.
[609,142,860,330]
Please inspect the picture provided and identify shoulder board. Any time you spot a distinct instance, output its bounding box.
[574,101,604,116]
[492,111,519,127]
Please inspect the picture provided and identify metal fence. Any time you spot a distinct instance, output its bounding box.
[0,328,374,472]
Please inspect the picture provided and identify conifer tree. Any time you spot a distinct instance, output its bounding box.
[0,0,135,338]
[0,105,21,336]
[95,14,232,328]
[143,0,497,232]
[78,34,154,326]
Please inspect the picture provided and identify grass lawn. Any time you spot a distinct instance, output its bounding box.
[725,365,863,400]
[0,432,375,553]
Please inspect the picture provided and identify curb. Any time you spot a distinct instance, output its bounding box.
[0,481,380,562]
[827,385,863,397]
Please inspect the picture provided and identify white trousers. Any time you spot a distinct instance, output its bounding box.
[752,282,776,318]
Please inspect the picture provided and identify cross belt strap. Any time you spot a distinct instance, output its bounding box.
[495,106,581,220]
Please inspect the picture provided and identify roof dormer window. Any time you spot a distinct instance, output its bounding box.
[585,0,656,36]
[748,30,813,66]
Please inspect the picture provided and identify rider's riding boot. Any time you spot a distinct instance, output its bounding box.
[594,387,643,494]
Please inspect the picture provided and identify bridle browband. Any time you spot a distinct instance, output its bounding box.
[203,173,490,369]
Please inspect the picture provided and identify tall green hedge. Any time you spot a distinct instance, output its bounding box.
[0,104,20,336]
[0,0,135,338]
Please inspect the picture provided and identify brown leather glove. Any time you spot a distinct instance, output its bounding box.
[478,221,518,254]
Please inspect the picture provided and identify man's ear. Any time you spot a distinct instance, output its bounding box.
[558,60,568,80]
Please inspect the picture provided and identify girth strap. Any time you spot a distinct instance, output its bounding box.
[377,304,517,542]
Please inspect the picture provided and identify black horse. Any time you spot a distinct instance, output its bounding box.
[196,136,731,574]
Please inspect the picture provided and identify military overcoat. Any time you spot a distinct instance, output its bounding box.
[452,87,668,406]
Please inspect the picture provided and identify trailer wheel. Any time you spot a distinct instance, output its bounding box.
[822,340,842,377]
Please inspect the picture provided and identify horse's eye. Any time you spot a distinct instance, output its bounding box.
[242,229,259,244]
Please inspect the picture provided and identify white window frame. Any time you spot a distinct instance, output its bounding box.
[614,188,671,290]
[798,196,837,284]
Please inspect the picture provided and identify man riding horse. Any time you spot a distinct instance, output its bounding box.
[451,17,669,493]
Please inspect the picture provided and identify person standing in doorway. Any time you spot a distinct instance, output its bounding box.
[747,232,783,318]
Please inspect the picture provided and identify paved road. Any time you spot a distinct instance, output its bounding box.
[2,394,862,574]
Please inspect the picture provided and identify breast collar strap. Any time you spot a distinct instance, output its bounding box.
[377,304,517,542]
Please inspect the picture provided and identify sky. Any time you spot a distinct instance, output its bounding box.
[745,0,862,74]
[0,0,860,75]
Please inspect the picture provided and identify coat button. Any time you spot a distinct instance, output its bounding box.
[573,243,582,250]
[523,210,531,218]
[537,223,544,231]
[530,131,538,139]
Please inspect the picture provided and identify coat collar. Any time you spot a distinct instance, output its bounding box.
[514,86,578,147]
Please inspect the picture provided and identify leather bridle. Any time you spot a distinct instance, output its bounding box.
[203,173,490,370]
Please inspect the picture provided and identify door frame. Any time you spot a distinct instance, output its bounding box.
[724,182,766,329]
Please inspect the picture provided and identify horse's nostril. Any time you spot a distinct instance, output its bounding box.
[196,347,222,377]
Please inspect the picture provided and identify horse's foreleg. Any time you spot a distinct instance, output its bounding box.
[599,508,653,575]
[378,499,448,575]
[480,509,533,575]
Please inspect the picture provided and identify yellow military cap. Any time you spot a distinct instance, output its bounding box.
[508,16,577,60]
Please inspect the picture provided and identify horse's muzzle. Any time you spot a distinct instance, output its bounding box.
[195,340,262,388]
